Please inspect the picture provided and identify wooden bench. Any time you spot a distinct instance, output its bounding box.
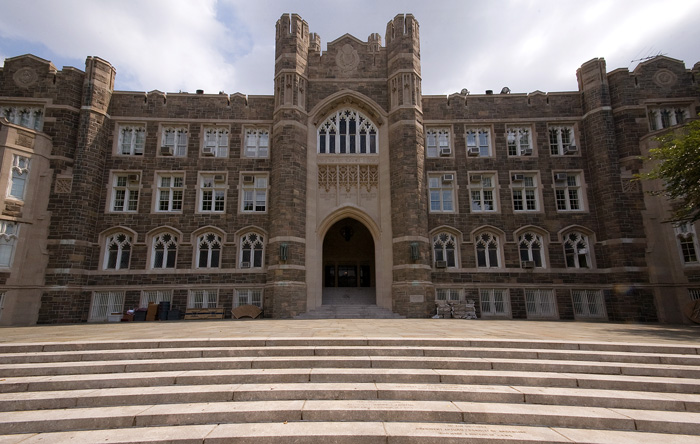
[231,304,263,319]
[184,307,225,320]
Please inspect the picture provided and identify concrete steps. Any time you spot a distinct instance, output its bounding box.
[294,304,405,319]
[0,338,699,442]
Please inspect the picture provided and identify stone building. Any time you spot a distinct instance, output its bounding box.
[0,13,699,326]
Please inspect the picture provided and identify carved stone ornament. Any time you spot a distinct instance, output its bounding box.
[653,69,677,88]
[336,44,360,73]
[13,67,39,88]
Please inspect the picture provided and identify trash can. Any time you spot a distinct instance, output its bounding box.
[157,301,171,321]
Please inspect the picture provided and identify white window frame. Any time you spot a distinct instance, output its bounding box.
[1,105,44,131]
[648,107,689,131]
[196,232,222,269]
[110,173,140,213]
[518,232,546,268]
[432,232,458,269]
[475,232,501,268]
[479,289,511,318]
[511,173,540,212]
[202,126,229,158]
[7,155,30,201]
[155,173,185,213]
[675,223,699,265]
[571,289,606,319]
[244,128,270,158]
[103,232,132,270]
[465,127,492,157]
[117,124,146,156]
[140,289,173,308]
[524,289,558,319]
[554,172,584,211]
[240,232,265,269]
[240,174,268,213]
[563,231,591,269]
[548,125,575,156]
[426,127,451,158]
[506,126,533,156]
[188,289,219,308]
[469,173,497,212]
[317,108,378,154]
[198,173,227,213]
[436,288,462,302]
[235,288,263,308]
[0,221,19,268]
[151,232,178,269]
[428,173,456,213]
[160,126,188,157]
[88,291,125,322]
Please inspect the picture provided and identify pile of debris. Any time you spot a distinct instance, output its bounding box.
[433,300,477,319]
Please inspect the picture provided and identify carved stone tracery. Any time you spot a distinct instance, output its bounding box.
[318,164,378,193]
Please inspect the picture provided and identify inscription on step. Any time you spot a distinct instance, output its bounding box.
[415,424,528,438]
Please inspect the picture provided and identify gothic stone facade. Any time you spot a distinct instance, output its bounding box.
[1,14,699,326]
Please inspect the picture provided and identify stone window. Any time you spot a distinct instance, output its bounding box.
[554,172,584,211]
[675,223,699,265]
[103,232,132,270]
[548,125,576,155]
[524,289,558,319]
[160,126,188,157]
[436,288,461,302]
[140,289,173,307]
[118,124,146,156]
[240,232,264,269]
[425,128,450,158]
[318,109,378,154]
[469,173,496,212]
[235,288,263,308]
[432,232,457,269]
[428,173,455,213]
[563,231,591,268]
[188,289,218,308]
[0,221,18,268]
[8,155,29,201]
[475,232,500,268]
[571,289,606,319]
[88,291,125,322]
[518,232,545,268]
[198,173,226,213]
[151,232,178,269]
[240,174,267,213]
[110,173,139,212]
[1,105,43,131]
[507,127,532,156]
[156,173,184,212]
[202,126,229,157]
[479,289,511,317]
[197,232,222,268]
[244,128,270,158]
[511,173,539,212]
[648,107,689,131]
[465,127,491,157]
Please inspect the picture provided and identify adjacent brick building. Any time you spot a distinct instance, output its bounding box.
[1,14,699,325]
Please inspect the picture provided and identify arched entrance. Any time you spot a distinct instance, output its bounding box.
[322,217,376,305]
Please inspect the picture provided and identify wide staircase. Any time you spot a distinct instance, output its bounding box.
[0,336,699,443]
[295,304,405,319]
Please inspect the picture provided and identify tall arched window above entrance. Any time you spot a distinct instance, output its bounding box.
[318,109,378,154]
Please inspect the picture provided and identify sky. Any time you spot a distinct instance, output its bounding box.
[1,0,699,97]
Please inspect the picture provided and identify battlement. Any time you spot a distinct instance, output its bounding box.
[385,14,419,46]
[275,13,309,42]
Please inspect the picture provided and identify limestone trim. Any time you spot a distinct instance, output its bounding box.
[79,106,110,118]
[267,265,306,271]
[392,264,431,271]
[392,235,429,244]
[269,236,305,244]
[310,90,386,128]
[272,120,307,132]
[597,238,646,246]
[581,106,613,120]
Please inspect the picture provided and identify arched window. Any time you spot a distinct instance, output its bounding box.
[676,223,699,264]
[152,232,178,269]
[518,232,545,268]
[318,109,378,154]
[197,232,222,268]
[563,231,590,268]
[0,221,19,267]
[240,232,264,269]
[433,232,457,268]
[104,232,132,270]
[475,232,500,268]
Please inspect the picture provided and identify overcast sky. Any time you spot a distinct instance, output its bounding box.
[1,0,699,97]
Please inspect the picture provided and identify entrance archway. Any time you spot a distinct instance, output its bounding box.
[322,217,375,305]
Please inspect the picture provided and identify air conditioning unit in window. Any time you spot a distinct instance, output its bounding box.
[470,174,482,183]
[555,173,568,182]
[521,260,535,269]
[467,147,480,157]
[564,144,578,155]
[442,173,454,183]
[435,260,448,268]
[127,174,140,183]
[521,147,533,156]
[242,175,255,184]
[439,147,452,157]
[202,146,216,156]
[240,261,251,269]
[511,174,524,182]
[160,146,173,156]
[214,174,226,183]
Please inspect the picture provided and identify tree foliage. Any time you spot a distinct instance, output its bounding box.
[637,116,700,224]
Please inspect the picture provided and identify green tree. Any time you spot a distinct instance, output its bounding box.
[637,116,700,224]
